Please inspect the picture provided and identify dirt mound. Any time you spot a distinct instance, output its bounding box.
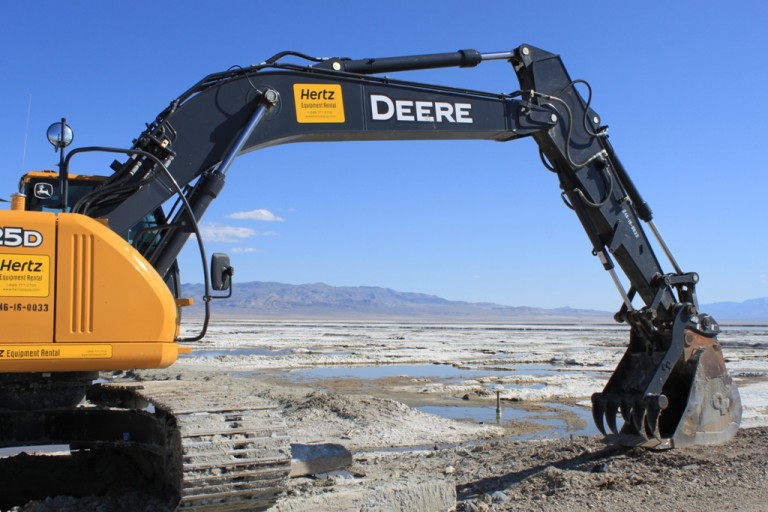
[281,390,504,450]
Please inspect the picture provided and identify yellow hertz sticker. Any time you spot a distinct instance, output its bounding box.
[0,254,49,297]
[0,345,113,360]
[294,84,345,123]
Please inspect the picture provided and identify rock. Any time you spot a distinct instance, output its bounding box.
[289,443,353,477]
[464,502,480,512]
[491,491,510,503]
[464,500,490,512]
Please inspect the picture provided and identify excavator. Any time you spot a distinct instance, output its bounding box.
[0,44,741,509]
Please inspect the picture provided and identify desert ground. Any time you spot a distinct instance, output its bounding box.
[5,321,768,511]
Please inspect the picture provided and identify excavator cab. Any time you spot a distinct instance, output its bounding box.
[20,170,106,213]
[19,171,164,254]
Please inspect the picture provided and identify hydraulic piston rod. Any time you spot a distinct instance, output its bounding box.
[316,49,519,75]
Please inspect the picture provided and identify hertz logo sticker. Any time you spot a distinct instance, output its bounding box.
[294,84,345,123]
[0,345,113,360]
[0,254,49,297]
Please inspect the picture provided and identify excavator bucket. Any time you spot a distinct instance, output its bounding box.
[592,318,741,449]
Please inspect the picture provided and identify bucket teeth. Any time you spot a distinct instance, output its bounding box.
[591,394,636,436]
[605,400,620,435]
[644,403,660,438]
[630,403,647,437]
[643,394,668,439]
[591,393,607,435]
[589,394,668,442]
[620,400,631,422]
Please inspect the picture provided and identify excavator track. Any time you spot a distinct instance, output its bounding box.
[94,380,292,511]
[0,378,290,509]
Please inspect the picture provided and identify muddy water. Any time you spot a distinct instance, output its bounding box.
[256,363,599,441]
[180,321,768,440]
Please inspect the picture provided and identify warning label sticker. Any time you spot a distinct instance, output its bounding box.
[294,84,345,123]
[0,345,113,360]
[0,254,49,297]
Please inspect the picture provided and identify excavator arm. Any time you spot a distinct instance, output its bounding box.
[42,45,744,448]
[511,46,740,447]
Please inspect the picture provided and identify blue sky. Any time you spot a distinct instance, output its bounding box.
[2,1,767,311]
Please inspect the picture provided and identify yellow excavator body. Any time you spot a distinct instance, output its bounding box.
[0,207,180,373]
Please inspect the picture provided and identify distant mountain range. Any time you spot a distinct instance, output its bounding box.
[180,281,610,322]
[701,297,768,323]
[178,281,768,323]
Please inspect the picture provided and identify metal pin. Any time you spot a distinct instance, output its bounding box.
[492,384,505,422]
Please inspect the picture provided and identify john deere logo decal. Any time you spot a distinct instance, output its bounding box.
[33,183,54,199]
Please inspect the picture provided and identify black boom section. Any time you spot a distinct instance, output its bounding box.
[86,67,554,277]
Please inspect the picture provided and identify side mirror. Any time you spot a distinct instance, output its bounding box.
[211,253,233,291]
